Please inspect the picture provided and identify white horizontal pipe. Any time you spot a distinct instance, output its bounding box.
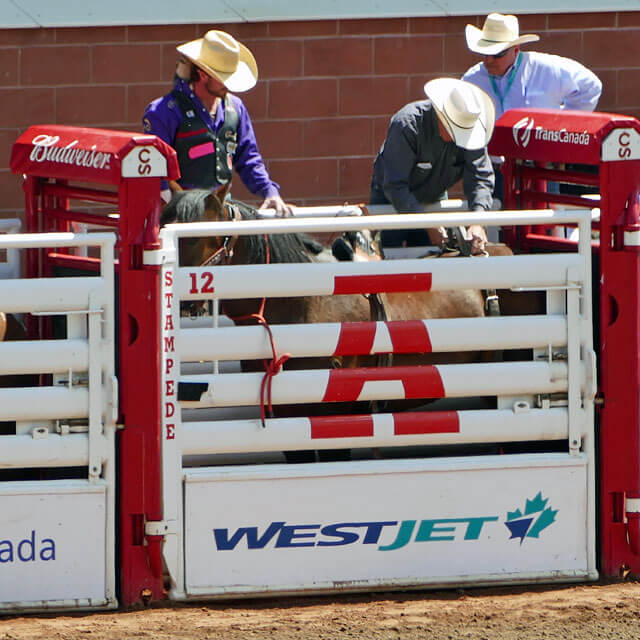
[0,277,107,313]
[0,433,108,468]
[0,231,115,250]
[181,408,570,455]
[162,208,591,239]
[178,315,567,362]
[0,387,89,420]
[366,200,469,214]
[178,361,570,408]
[257,205,364,219]
[0,339,89,374]
[258,202,473,219]
[176,254,584,301]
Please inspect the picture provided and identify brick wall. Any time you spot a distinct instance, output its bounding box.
[0,12,638,216]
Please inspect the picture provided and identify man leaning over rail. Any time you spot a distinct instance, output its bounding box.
[370,78,495,255]
[143,30,291,216]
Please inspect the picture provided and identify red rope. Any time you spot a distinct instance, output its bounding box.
[222,235,289,427]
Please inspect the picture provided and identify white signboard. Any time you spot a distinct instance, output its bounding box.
[184,454,590,596]
[0,481,108,605]
[121,146,168,179]
[602,128,640,162]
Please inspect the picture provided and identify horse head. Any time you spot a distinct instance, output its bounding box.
[161,183,236,268]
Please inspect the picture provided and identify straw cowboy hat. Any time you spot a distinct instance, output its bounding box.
[177,30,258,92]
[424,78,495,150]
[465,13,540,56]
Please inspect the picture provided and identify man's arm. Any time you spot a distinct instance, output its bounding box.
[231,99,290,214]
[462,147,494,212]
[558,57,602,112]
[462,147,495,253]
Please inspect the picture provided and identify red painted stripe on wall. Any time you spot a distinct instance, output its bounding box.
[387,320,432,353]
[334,322,377,356]
[322,365,445,402]
[393,411,460,435]
[333,273,432,294]
[310,414,374,439]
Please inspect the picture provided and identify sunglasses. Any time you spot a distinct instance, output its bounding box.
[485,47,512,59]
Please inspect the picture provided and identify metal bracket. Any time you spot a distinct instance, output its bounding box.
[143,246,177,266]
[584,347,598,402]
[106,374,119,427]
[145,520,179,536]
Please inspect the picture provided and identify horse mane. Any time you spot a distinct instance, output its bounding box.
[161,189,321,265]
[160,189,210,226]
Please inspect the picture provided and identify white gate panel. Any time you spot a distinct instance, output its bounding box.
[0,480,108,609]
[182,454,592,597]
[0,232,117,612]
[158,207,596,599]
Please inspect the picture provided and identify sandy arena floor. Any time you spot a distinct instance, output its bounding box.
[3,580,640,639]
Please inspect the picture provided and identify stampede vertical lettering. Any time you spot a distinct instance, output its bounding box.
[164,269,176,440]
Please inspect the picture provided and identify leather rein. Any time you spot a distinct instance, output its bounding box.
[203,201,287,427]
[199,201,242,267]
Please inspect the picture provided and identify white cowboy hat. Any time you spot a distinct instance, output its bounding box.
[177,30,258,92]
[465,13,540,56]
[424,78,495,150]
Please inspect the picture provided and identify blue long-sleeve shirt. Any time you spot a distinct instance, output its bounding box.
[463,51,602,120]
[143,78,279,198]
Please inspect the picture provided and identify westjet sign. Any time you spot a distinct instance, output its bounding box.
[213,494,557,552]
[214,517,499,552]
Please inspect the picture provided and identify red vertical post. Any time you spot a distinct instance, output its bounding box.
[22,176,43,339]
[500,159,524,249]
[117,176,165,605]
[598,160,640,576]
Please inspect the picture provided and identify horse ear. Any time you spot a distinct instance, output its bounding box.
[204,183,231,220]
[212,182,231,205]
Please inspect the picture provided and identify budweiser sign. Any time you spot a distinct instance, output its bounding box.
[29,134,112,170]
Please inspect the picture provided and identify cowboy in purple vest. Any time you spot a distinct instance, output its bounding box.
[143,30,291,216]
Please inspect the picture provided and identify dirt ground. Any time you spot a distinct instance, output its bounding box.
[3,580,640,640]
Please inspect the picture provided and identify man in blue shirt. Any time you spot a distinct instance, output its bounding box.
[143,30,290,215]
[462,13,602,201]
[463,13,602,119]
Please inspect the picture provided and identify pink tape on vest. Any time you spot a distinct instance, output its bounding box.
[188,141,215,159]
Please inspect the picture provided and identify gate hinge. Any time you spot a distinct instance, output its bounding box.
[145,519,178,536]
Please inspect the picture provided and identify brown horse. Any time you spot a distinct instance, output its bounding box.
[161,187,520,461]
[161,186,488,345]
